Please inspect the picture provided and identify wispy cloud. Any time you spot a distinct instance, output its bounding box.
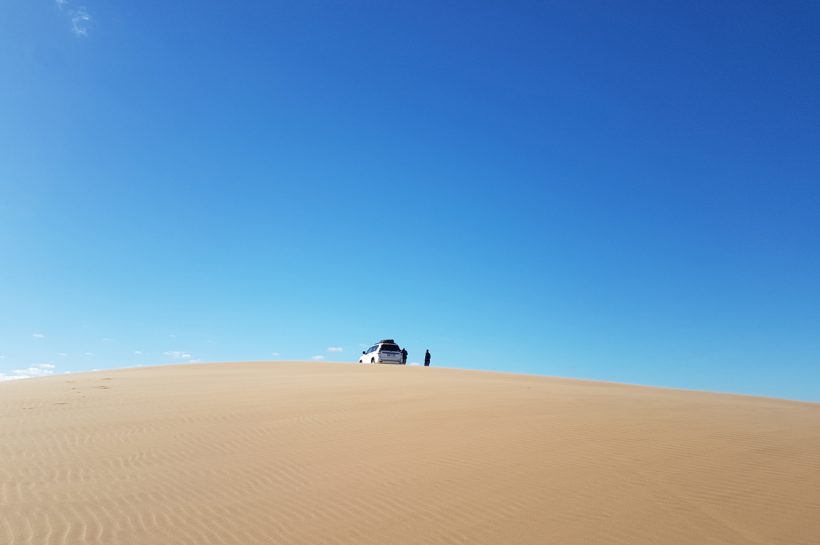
[32,333,45,339]
[311,355,325,361]
[327,347,344,352]
[133,350,143,355]
[0,363,57,381]
[56,0,92,37]
[58,352,67,357]
[271,352,281,357]
[84,352,94,356]
[71,7,91,36]
[163,351,192,359]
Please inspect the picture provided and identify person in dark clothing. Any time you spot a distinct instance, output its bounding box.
[401,348,408,365]
[424,349,431,367]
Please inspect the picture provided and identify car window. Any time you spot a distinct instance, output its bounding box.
[380,343,400,352]
[368,346,376,354]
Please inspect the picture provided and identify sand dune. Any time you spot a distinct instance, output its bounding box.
[1,362,819,544]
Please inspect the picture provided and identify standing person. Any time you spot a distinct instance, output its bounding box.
[401,348,408,365]
[424,349,431,367]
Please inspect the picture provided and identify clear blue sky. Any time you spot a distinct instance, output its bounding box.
[1,1,818,400]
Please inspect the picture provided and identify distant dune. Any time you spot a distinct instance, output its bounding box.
[1,362,819,544]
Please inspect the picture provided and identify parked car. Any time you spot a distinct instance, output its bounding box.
[359,339,404,364]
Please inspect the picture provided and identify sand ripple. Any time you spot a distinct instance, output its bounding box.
[1,362,819,544]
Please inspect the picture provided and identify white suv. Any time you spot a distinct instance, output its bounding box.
[359,339,403,364]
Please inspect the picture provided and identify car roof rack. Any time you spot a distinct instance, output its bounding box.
[378,339,396,344]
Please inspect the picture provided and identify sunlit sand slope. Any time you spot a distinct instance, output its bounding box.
[1,362,819,544]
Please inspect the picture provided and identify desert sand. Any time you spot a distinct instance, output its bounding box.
[1,361,819,545]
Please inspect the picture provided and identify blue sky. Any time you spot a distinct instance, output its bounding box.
[1,1,818,400]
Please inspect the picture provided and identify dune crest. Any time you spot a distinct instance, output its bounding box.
[1,362,819,544]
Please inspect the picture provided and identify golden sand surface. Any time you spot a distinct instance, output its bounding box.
[1,362,819,544]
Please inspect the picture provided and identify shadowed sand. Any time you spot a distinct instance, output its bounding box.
[1,361,819,544]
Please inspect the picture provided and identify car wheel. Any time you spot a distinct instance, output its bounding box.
[371,358,375,364]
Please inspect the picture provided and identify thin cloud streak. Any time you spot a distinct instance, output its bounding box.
[0,363,58,381]
[163,351,192,359]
